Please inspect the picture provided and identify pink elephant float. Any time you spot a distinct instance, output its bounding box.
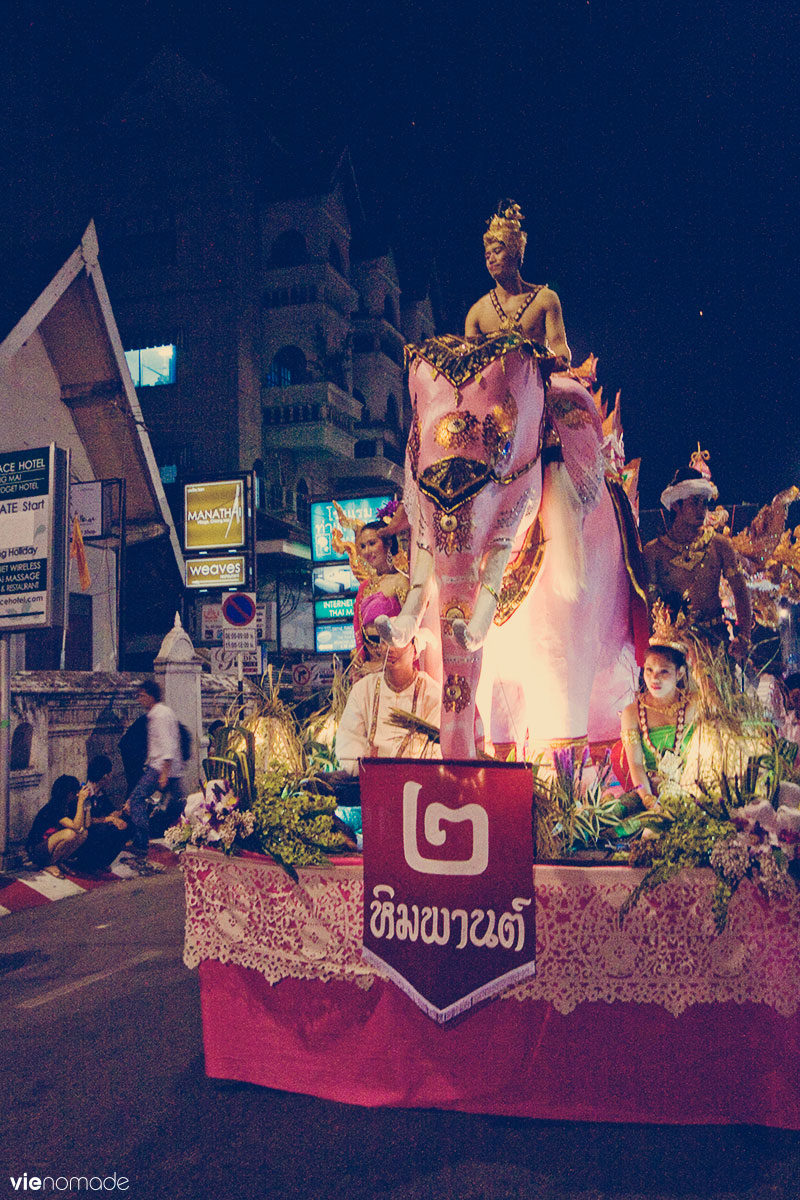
[378,332,644,761]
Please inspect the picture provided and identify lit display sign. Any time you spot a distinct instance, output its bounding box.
[185,555,247,589]
[310,495,392,563]
[314,595,355,623]
[184,479,245,551]
[312,563,358,598]
[315,622,356,654]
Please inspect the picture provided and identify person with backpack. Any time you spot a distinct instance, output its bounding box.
[123,679,186,861]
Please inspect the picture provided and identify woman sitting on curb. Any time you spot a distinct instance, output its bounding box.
[26,775,91,878]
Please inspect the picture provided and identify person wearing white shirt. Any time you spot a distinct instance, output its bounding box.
[335,641,441,775]
[124,679,185,858]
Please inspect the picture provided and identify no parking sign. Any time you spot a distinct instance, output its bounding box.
[221,591,257,652]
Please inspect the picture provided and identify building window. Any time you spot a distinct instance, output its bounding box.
[265,346,308,387]
[383,294,398,326]
[296,479,310,526]
[328,239,344,275]
[353,389,369,425]
[270,230,308,268]
[124,344,176,387]
[386,394,400,430]
[10,723,33,770]
[353,333,375,354]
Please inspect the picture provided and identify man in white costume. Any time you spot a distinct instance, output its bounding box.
[335,640,441,774]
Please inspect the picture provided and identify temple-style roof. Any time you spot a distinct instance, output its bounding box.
[0,220,183,572]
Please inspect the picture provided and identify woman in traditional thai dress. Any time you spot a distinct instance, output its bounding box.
[352,522,409,675]
[617,643,696,807]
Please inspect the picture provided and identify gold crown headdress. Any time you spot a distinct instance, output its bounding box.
[649,600,693,655]
[483,201,527,263]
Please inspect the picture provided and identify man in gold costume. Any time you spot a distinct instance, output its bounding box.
[464,201,571,368]
[644,465,752,658]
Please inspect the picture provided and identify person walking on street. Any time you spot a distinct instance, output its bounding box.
[124,680,184,860]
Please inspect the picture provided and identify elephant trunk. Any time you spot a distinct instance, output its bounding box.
[439,641,483,759]
[540,459,586,603]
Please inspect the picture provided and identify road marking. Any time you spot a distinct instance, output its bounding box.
[17,949,167,1009]
[23,872,84,900]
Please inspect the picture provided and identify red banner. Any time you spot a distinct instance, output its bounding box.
[361,760,536,1023]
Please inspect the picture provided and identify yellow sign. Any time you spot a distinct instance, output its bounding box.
[184,480,245,551]
[185,555,247,589]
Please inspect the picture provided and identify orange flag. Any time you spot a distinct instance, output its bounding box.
[70,514,92,591]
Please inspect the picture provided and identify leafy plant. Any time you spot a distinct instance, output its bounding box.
[249,766,354,881]
[619,784,795,932]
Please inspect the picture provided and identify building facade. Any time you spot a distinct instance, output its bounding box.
[31,52,436,658]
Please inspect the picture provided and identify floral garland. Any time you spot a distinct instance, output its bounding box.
[636,692,688,766]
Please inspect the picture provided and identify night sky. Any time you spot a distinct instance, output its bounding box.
[2,0,797,511]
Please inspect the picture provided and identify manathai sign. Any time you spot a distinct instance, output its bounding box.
[361,760,536,1023]
[184,480,245,551]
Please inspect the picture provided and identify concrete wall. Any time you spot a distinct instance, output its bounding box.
[8,669,254,856]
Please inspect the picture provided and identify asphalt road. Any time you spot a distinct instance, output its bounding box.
[1,871,798,1200]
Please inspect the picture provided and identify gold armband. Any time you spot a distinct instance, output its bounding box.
[621,729,641,748]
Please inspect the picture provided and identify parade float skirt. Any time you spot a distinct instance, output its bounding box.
[183,848,800,1127]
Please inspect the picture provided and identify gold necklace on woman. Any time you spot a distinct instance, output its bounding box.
[637,692,688,764]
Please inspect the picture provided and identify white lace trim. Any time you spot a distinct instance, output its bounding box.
[182,850,800,1017]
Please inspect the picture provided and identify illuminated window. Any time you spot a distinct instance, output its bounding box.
[124,344,177,387]
[265,346,307,387]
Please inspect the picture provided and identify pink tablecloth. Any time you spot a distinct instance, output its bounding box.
[183,849,800,1126]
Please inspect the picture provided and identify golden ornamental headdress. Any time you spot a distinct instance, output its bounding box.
[649,599,693,655]
[689,442,713,479]
[483,201,527,263]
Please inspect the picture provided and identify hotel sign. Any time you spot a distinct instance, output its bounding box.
[184,479,245,551]
[0,445,69,630]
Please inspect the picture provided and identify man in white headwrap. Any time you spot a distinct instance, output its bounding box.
[644,465,752,657]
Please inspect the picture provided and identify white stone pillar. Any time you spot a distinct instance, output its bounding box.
[154,613,203,791]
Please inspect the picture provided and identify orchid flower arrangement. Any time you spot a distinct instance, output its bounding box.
[164,779,255,854]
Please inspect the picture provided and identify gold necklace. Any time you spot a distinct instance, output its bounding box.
[384,670,416,694]
[659,526,714,571]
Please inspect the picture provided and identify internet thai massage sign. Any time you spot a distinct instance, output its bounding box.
[361,760,536,1022]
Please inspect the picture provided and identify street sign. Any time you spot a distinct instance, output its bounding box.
[221,591,257,652]
[209,647,263,676]
[69,481,103,538]
[203,598,270,642]
[0,445,69,631]
[201,603,224,642]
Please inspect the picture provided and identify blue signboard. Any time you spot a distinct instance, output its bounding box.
[310,495,392,564]
[311,563,358,598]
[314,595,356,623]
[315,622,356,654]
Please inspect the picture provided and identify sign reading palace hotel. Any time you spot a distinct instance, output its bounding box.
[0,445,69,631]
